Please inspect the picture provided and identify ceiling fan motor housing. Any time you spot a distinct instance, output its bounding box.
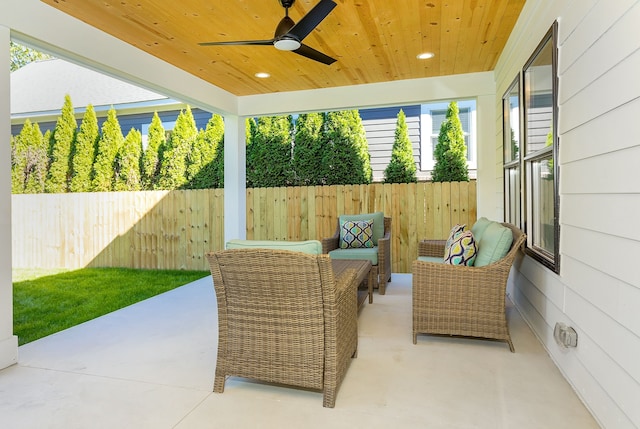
[279,0,296,8]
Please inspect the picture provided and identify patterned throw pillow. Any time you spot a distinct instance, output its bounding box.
[444,223,466,257]
[339,219,375,249]
[444,230,477,266]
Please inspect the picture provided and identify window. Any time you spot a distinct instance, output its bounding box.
[506,23,559,273]
[503,76,521,227]
[420,100,477,172]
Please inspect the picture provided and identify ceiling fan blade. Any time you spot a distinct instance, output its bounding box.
[199,39,274,46]
[294,43,336,65]
[287,0,336,42]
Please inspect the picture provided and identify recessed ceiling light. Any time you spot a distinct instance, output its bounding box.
[417,52,435,60]
[255,72,270,78]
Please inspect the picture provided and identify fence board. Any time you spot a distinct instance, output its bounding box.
[11,182,476,273]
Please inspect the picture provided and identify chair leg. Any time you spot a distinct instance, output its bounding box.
[213,373,226,393]
[323,388,337,408]
[377,267,386,295]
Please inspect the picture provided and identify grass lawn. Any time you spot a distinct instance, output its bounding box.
[13,267,209,345]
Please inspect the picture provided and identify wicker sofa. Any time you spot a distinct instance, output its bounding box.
[206,241,358,408]
[322,212,392,294]
[412,221,525,352]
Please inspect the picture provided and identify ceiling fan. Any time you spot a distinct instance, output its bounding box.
[199,0,337,65]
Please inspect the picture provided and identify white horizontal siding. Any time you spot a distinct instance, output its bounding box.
[562,146,640,194]
[558,0,637,76]
[562,225,639,291]
[564,286,640,424]
[561,97,640,163]
[561,194,640,241]
[497,0,640,427]
[561,47,640,132]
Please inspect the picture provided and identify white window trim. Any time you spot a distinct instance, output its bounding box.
[420,100,477,172]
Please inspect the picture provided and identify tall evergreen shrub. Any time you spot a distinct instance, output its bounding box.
[322,110,372,185]
[11,124,28,193]
[12,120,48,194]
[156,107,198,190]
[70,104,99,192]
[46,94,76,193]
[246,115,293,188]
[24,124,49,194]
[212,128,225,189]
[92,108,124,191]
[186,114,224,189]
[432,101,469,182]
[292,112,326,185]
[114,128,143,191]
[10,134,20,193]
[384,109,417,183]
[141,112,166,190]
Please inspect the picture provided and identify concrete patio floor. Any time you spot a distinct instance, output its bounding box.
[0,273,600,428]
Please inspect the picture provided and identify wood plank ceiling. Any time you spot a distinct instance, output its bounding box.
[40,0,525,97]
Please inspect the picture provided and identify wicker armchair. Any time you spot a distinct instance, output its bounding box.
[412,223,525,352]
[206,249,358,408]
[322,216,392,294]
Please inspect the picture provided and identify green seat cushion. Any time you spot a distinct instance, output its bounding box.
[339,212,384,245]
[417,256,445,264]
[470,217,492,243]
[226,239,322,255]
[474,222,513,267]
[329,247,379,265]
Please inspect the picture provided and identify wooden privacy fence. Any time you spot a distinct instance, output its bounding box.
[12,181,476,273]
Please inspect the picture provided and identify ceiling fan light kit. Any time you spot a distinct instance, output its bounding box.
[199,0,337,65]
[274,38,301,51]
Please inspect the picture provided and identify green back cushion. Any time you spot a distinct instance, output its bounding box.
[474,222,513,267]
[470,217,492,243]
[339,212,384,245]
[226,239,322,255]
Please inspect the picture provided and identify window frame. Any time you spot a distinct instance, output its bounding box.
[521,22,560,273]
[502,75,521,229]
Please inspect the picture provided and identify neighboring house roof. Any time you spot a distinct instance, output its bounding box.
[10,58,178,120]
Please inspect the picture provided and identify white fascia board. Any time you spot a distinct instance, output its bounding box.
[237,71,495,117]
[2,0,238,116]
[11,99,187,126]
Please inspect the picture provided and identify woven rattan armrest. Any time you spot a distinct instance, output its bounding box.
[322,231,340,253]
[418,239,447,258]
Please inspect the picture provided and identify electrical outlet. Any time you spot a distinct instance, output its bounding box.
[554,322,578,348]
